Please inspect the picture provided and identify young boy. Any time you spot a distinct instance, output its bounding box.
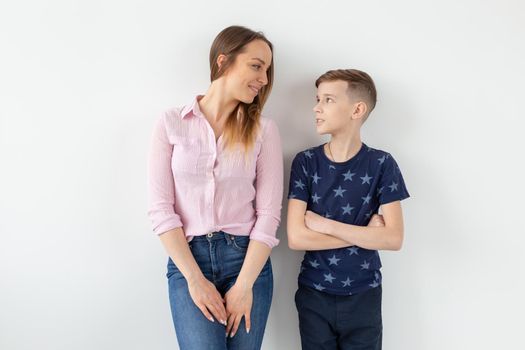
[287,69,410,349]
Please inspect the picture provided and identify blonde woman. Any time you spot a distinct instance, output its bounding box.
[148,26,283,350]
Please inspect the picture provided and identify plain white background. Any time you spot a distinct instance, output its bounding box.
[1,0,524,349]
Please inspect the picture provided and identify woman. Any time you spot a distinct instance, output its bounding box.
[147,26,283,350]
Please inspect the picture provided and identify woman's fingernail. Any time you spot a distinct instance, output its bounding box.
[247,328,250,334]
[209,317,214,322]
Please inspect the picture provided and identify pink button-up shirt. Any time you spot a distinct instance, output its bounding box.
[147,96,283,248]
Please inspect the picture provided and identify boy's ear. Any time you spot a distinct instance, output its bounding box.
[351,101,368,121]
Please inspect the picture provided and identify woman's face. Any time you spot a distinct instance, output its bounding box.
[222,40,272,104]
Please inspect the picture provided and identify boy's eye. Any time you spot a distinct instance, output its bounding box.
[326,97,333,103]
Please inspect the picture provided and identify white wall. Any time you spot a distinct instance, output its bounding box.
[1,0,524,349]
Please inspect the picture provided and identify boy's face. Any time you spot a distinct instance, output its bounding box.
[313,80,358,135]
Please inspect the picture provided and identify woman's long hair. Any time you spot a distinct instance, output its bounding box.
[209,26,274,152]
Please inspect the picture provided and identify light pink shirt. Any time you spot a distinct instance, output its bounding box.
[147,96,283,248]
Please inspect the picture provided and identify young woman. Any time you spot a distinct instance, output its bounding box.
[147,26,283,350]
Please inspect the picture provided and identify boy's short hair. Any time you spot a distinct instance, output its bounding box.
[315,69,377,119]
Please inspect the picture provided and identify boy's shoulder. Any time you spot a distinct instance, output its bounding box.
[292,144,323,162]
[363,143,391,157]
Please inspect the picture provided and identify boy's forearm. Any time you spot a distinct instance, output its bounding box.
[288,225,353,251]
[325,220,403,251]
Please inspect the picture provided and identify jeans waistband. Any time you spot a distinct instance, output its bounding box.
[191,231,239,243]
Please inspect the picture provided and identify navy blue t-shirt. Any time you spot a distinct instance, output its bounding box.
[288,142,410,295]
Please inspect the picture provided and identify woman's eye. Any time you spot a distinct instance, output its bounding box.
[252,65,261,70]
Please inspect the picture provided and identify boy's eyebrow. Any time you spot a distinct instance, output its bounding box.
[317,93,337,98]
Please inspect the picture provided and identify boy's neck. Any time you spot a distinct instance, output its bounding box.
[326,131,362,163]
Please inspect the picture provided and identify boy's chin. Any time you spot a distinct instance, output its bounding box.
[315,126,331,135]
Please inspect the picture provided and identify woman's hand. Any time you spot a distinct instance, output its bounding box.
[187,276,227,326]
[224,282,253,337]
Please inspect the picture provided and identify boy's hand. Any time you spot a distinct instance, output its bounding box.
[305,210,332,234]
[368,214,385,227]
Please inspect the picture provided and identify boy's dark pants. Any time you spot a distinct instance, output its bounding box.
[295,284,382,350]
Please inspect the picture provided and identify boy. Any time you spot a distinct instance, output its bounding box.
[287,69,410,349]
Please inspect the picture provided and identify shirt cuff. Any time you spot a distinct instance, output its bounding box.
[151,213,183,235]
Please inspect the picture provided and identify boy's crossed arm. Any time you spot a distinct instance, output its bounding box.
[304,201,404,251]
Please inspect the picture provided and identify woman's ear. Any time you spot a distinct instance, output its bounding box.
[217,54,228,70]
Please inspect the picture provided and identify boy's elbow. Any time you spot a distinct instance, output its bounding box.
[286,228,303,250]
[390,229,404,251]
[287,234,301,250]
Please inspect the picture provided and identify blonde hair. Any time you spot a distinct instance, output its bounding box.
[209,26,274,152]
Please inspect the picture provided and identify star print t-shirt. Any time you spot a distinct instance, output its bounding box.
[288,143,410,295]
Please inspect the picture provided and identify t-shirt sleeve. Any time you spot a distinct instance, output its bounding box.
[376,153,410,205]
[287,152,310,203]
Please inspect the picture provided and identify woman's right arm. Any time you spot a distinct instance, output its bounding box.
[148,115,226,325]
[159,228,227,325]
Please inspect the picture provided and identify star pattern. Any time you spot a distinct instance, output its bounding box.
[333,186,346,198]
[328,254,340,265]
[311,172,322,184]
[347,246,359,256]
[324,273,336,283]
[342,170,356,181]
[341,277,354,287]
[389,181,399,192]
[342,203,354,216]
[309,260,320,268]
[288,145,408,295]
[313,283,325,291]
[295,179,305,190]
[360,173,372,185]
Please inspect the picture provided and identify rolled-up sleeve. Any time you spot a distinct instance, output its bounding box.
[248,119,283,248]
[147,115,183,235]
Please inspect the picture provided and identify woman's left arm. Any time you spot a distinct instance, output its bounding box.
[225,119,283,337]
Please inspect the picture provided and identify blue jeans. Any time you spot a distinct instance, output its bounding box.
[295,284,382,350]
[167,231,273,350]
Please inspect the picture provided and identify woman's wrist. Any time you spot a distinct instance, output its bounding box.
[234,277,254,291]
[185,270,205,286]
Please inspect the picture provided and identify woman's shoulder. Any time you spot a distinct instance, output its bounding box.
[258,116,279,138]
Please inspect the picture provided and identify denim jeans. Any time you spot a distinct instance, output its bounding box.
[167,231,273,350]
[295,284,382,350]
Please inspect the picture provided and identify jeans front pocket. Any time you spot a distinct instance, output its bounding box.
[231,235,250,252]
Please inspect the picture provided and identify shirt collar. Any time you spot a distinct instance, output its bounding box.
[180,95,204,119]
